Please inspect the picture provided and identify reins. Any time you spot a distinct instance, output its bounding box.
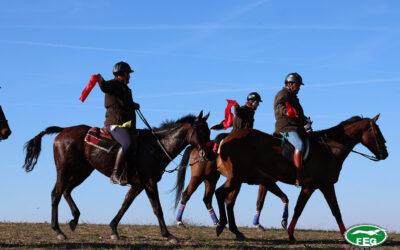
[135,109,182,173]
[319,140,380,161]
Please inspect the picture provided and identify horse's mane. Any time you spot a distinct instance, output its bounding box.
[312,116,364,138]
[151,114,196,136]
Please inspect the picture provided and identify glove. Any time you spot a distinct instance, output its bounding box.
[304,117,313,133]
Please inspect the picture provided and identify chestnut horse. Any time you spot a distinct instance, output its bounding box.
[215,115,388,241]
[23,112,210,242]
[174,133,289,230]
[0,105,11,140]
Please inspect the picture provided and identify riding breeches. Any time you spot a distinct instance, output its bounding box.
[281,131,305,152]
[106,125,132,154]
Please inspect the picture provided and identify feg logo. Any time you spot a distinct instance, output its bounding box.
[344,224,387,247]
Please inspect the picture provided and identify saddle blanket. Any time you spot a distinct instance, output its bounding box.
[84,127,118,153]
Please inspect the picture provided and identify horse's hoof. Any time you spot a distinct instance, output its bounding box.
[111,233,120,240]
[256,224,265,231]
[236,232,246,241]
[177,221,185,228]
[167,235,178,244]
[289,235,296,243]
[69,220,78,231]
[281,219,288,230]
[216,225,225,237]
[56,233,66,240]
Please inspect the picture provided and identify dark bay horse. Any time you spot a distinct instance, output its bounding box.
[174,134,289,231]
[215,115,388,241]
[0,105,11,140]
[23,111,211,242]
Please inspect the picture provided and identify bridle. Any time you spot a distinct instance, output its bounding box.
[319,120,384,162]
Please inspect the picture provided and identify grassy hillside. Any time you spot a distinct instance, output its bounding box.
[0,223,399,249]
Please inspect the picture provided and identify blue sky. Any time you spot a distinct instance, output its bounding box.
[1,0,399,234]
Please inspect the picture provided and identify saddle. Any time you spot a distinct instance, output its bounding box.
[273,132,310,163]
[84,127,119,153]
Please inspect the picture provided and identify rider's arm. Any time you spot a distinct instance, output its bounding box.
[97,75,115,94]
[274,93,289,117]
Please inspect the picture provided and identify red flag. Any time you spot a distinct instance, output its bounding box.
[222,99,237,129]
[285,102,298,118]
[79,74,99,102]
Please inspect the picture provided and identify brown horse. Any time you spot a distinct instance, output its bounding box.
[215,115,388,241]
[0,105,11,140]
[23,111,211,242]
[174,133,289,231]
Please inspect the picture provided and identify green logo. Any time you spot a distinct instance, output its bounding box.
[344,224,387,247]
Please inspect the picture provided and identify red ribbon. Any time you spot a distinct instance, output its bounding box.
[222,99,237,129]
[79,74,99,102]
[285,102,298,118]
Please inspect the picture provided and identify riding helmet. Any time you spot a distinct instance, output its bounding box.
[113,61,134,76]
[247,92,263,102]
[285,72,304,85]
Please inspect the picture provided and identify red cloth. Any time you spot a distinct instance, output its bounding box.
[79,74,99,102]
[222,99,237,129]
[285,102,298,118]
[202,141,218,155]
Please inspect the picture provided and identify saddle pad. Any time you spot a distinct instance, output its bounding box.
[84,127,118,153]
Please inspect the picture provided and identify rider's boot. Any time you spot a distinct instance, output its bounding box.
[110,147,126,185]
[293,149,303,187]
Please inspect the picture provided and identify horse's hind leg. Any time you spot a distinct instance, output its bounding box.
[63,164,94,232]
[253,185,267,231]
[225,183,245,240]
[262,182,289,230]
[215,178,240,237]
[203,171,220,225]
[109,186,144,240]
[51,178,68,240]
[176,175,204,226]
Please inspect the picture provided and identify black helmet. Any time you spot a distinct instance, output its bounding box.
[113,61,134,76]
[247,92,262,102]
[285,72,304,85]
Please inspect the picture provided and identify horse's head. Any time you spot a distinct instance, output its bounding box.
[187,111,211,159]
[360,114,388,160]
[0,106,11,140]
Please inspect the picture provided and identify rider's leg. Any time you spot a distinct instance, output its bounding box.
[107,126,132,185]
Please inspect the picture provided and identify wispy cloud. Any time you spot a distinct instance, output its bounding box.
[1,24,397,32]
[138,77,400,98]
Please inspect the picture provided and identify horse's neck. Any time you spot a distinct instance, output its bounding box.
[158,125,189,158]
[325,123,362,161]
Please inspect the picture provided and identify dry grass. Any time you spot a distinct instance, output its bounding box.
[0,222,399,249]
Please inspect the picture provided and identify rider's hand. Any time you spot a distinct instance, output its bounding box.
[97,73,104,83]
[134,103,140,109]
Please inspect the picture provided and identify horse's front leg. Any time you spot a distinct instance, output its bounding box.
[288,186,315,242]
[109,186,144,240]
[145,179,177,244]
[319,184,346,235]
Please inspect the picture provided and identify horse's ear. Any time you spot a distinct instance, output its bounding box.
[372,113,380,122]
[198,110,203,119]
[203,112,210,121]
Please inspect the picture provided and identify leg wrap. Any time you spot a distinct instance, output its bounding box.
[283,203,289,220]
[338,222,346,235]
[208,208,219,224]
[253,210,261,225]
[288,218,298,237]
[176,203,185,221]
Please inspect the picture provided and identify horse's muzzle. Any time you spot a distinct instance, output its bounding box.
[0,129,11,140]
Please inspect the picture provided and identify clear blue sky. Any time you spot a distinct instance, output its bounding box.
[1,0,399,234]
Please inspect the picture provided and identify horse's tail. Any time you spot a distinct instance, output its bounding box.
[173,145,193,209]
[23,126,65,172]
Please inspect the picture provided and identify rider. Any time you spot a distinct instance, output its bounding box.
[273,72,311,186]
[232,92,262,132]
[97,61,140,185]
